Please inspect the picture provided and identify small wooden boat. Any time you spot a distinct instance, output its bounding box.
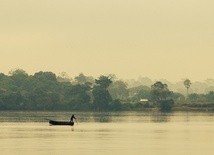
[49,120,74,126]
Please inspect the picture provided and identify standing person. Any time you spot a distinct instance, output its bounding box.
[70,114,76,123]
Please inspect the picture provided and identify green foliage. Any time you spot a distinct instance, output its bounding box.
[184,79,191,89]
[33,71,57,82]
[159,100,174,112]
[66,84,91,110]
[95,75,112,88]
[151,81,172,102]
[188,93,201,102]
[108,80,129,100]
[184,79,191,97]
[0,70,93,110]
[74,73,94,85]
[0,70,213,111]
[109,99,122,111]
[150,81,175,112]
[132,88,151,102]
[92,76,113,111]
[92,86,112,110]
[128,85,150,100]
[206,91,214,102]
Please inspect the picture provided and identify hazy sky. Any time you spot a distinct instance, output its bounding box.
[1,0,214,82]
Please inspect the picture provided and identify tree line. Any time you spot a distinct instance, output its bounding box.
[0,69,214,112]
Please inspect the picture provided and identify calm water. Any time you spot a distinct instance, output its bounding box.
[0,111,213,155]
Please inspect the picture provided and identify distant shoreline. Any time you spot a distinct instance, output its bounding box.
[0,105,214,112]
[172,106,214,112]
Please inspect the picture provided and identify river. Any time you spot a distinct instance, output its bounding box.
[0,111,213,155]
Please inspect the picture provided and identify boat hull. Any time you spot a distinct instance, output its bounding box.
[49,120,74,126]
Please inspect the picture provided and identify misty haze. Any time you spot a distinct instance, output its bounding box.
[1,0,214,155]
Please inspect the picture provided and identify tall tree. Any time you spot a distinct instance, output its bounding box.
[92,75,112,111]
[95,75,112,88]
[151,81,174,112]
[66,83,91,109]
[184,79,191,98]
[151,81,171,102]
[108,80,129,100]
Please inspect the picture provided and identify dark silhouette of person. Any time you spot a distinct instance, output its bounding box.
[70,114,76,123]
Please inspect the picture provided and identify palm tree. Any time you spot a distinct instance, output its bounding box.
[184,79,191,98]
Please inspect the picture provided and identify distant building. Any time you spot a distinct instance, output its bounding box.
[140,99,149,103]
[139,98,152,107]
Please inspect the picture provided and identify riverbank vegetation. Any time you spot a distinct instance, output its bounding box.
[0,69,214,112]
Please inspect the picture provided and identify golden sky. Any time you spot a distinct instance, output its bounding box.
[1,0,214,82]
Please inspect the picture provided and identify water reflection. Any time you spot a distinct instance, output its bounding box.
[0,111,214,124]
[0,111,214,155]
[150,113,171,123]
[92,113,112,122]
